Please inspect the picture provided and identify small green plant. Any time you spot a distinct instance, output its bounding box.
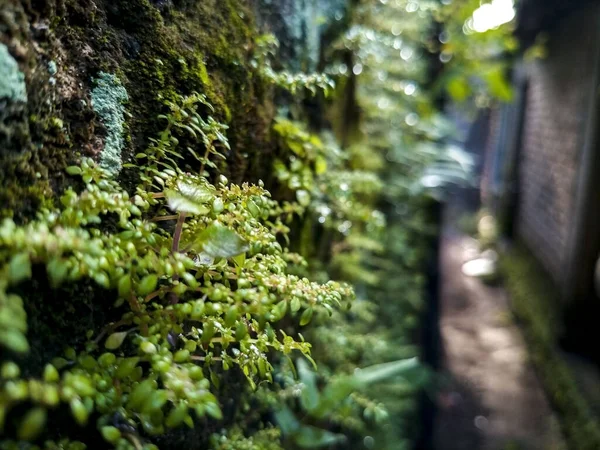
[272,357,422,449]
[0,94,353,449]
[254,35,335,97]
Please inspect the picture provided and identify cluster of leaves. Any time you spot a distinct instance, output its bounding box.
[285,0,502,447]
[0,0,507,448]
[435,0,518,106]
[253,35,336,97]
[0,94,355,449]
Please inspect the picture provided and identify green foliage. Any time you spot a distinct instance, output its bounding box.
[436,0,518,106]
[0,94,354,449]
[254,35,335,97]
[0,0,492,447]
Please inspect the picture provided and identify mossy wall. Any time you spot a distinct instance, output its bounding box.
[0,1,348,448]
[501,244,600,450]
[0,0,297,220]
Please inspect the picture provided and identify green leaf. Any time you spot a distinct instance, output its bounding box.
[66,166,82,176]
[446,75,470,102]
[0,329,29,353]
[272,301,288,321]
[118,274,132,298]
[138,274,158,296]
[232,253,246,277]
[165,181,214,215]
[290,297,301,313]
[17,407,47,441]
[105,331,128,350]
[315,156,327,175]
[47,258,69,287]
[101,426,122,444]
[299,307,313,326]
[297,359,319,412]
[296,190,311,207]
[205,402,223,420]
[484,66,513,101]
[193,223,249,259]
[8,253,31,284]
[70,398,89,425]
[165,403,189,428]
[310,358,420,419]
[273,405,300,436]
[294,425,346,448]
[115,357,140,379]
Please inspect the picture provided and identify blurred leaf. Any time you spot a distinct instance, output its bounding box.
[446,76,471,102]
[193,223,249,259]
[311,358,420,419]
[105,331,128,350]
[8,253,31,284]
[166,181,214,215]
[297,358,319,412]
[273,405,300,435]
[294,425,346,448]
[484,66,513,101]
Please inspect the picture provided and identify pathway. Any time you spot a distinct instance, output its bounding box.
[432,209,565,450]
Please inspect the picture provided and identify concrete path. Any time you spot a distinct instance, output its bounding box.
[432,222,566,450]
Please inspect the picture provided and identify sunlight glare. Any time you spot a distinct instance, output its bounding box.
[471,0,515,33]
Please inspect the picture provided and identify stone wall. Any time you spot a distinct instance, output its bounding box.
[514,3,599,287]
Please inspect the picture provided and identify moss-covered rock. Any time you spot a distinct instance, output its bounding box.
[501,245,600,450]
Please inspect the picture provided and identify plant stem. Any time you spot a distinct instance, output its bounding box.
[168,212,187,305]
[171,212,186,253]
[199,144,212,175]
[152,214,179,222]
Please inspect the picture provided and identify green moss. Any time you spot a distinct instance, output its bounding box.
[91,72,129,176]
[501,245,600,450]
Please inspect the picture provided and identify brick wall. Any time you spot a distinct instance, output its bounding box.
[515,4,599,287]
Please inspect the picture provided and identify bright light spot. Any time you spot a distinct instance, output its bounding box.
[378,71,388,81]
[338,64,348,75]
[439,51,452,63]
[470,0,515,33]
[421,174,442,188]
[406,1,419,12]
[461,258,496,277]
[353,63,363,75]
[338,221,352,235]
[405,113,419,126]
[400,47,413,60]
[393,38,403,50]
[377,97,390,109]
[392,25,402,36]
[404,83,416,96]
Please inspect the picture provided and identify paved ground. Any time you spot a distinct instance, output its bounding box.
[432,214,566,450]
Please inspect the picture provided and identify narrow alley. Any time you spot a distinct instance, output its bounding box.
[433,206,565,450]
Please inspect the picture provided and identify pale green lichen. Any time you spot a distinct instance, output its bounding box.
[0,43,27,103]
[91,72,129,176]
[48,61,57,76]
